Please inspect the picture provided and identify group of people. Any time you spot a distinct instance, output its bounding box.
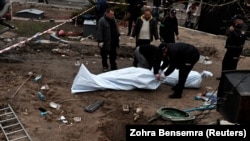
[95,1,248,99]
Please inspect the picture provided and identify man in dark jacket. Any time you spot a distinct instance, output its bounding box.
[160,9,179,43]
[216,14,248,80]
[159,42,200,99]
[97,8,120,72]
[134,42,200,99]
[134,44,163,75]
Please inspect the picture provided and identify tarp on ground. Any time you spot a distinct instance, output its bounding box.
[161,69,202,88]
[71,64,202,94]
[71,64,161,94]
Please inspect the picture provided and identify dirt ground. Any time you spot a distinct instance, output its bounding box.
[0,2,250,141]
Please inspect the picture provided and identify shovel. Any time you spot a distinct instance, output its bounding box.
[11,72,33,98]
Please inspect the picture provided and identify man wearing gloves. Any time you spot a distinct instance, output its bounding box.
[134,42,200,99]
[97,8,120,72]
[130,8,160,47]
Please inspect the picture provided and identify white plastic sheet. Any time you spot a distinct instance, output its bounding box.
[71,65,203,94]
[161,69,202,88]
[71,64,161,94]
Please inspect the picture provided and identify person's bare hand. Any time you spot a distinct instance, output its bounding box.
[229,26,234,31]
[155,74,161,80]
[176,35,179,40]
[98,42,104,48]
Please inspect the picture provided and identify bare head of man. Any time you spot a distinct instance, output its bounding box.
[105,8,115,19]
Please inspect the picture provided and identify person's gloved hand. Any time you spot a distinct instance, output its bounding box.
[98,42,104,48]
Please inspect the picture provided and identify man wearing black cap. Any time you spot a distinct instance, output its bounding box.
[159,9,179,43]
[216,14,248,80]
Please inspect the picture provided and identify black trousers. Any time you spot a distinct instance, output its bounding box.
[135,39,150,48]
[38,0,48,4]
[173,53,200,96]
[162,34,175,43]
[127,12,140,36]
[222,47,243,71]
[100,46,117,70]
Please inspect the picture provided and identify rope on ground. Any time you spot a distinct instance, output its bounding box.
[0,6,95,54]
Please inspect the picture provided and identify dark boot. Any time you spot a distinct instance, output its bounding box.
[168,94,182,99]
[190,23,194,29]
[184,21,189,27]
[111,65,118,70]
[169,89,182,99]
[171,84,179,91]
[127,31,131,36]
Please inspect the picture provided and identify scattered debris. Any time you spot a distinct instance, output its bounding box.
[41,84,49,90]
[194,94,209,101]
[49,102,61,110]
[60,116,68,124]
[133,107,143,121]
[38,107,47,117]
[200,70,213,78]
[75,58,81,66]
[38,91,45,101]
[50,33,69,44]
[33,39,58,44]
[34,74,42,82]
[73,117,82,123]
[51,48,79,56]
[84,100,104,113]
[80,35,94,41]
[56,29,83,37]
[198,55,213,65]
[122,104,129,113]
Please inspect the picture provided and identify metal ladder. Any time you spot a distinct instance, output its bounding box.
[0,104,32,141]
